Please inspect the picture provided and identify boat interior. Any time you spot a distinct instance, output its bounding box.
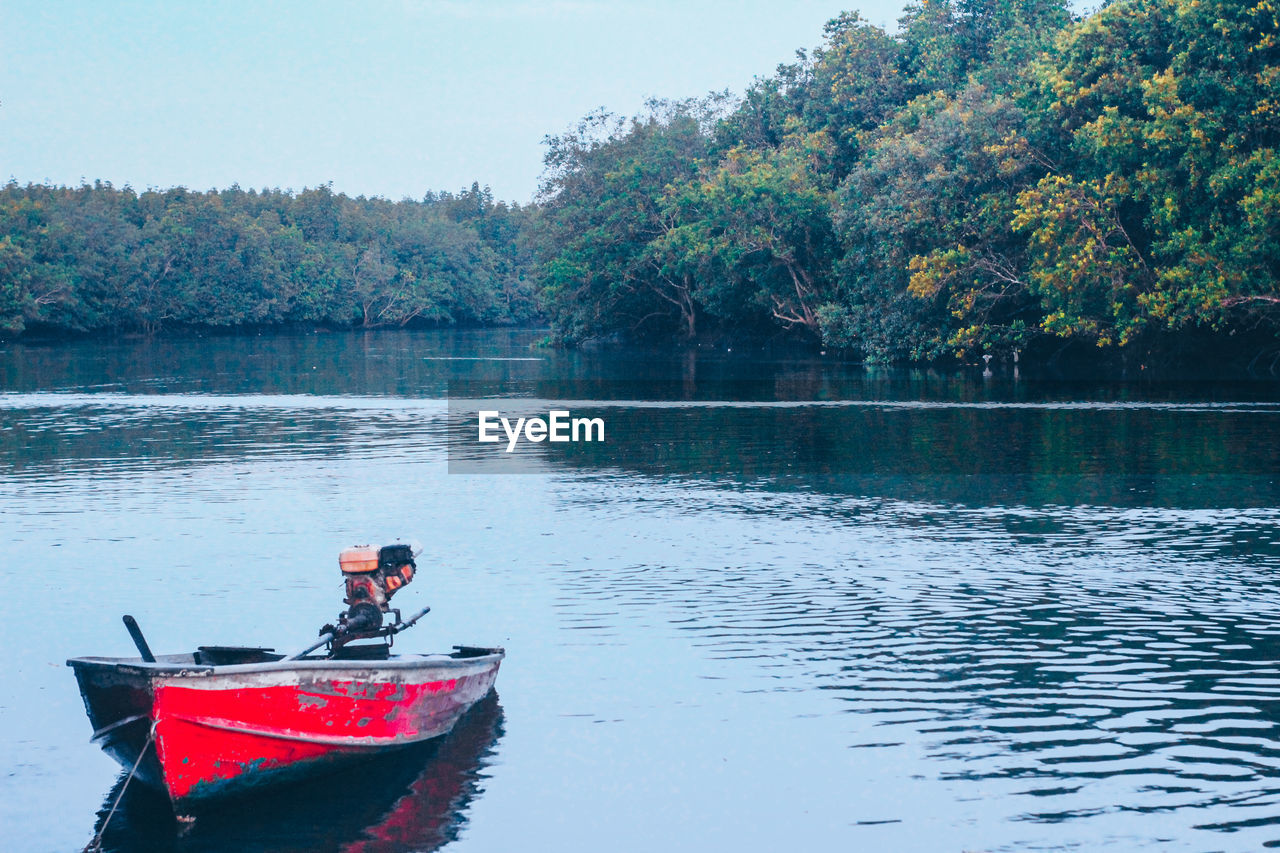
[71,645,503,669]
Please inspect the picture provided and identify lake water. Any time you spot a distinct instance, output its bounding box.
[3,329,1280,852]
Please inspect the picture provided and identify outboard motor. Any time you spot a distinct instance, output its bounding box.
[325,542,420,643]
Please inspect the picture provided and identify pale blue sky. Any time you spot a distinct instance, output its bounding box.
[1,1,907,203]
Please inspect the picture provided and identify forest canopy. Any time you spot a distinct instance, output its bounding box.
[0,182,537,334]
[3,0,1278,365]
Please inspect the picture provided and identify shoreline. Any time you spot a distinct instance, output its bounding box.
[3,324,1280,384]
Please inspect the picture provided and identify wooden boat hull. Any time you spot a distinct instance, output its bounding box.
[68,648,503,806]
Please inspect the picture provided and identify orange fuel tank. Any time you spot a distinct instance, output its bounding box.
[338,545,379,574]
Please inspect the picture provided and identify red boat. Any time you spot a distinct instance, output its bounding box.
[68,542,504,811]
[68,644,503,806]
[87,691,505,852]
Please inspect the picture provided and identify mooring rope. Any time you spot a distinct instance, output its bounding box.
[83,722,157,852]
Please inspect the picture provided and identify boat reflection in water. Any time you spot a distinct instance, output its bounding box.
[90,692,505,853]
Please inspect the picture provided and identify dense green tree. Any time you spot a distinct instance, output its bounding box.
[0,179,538,335]
[4,0,1277,366]
[1015,0,1280,346]
[536,99,724,341]
[532,0,1276,364]
[828,84,1044,359]
[658,137,838,337]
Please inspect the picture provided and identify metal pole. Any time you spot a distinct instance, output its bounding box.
[284,632,335,662]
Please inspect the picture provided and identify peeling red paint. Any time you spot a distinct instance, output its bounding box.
[149,664,500,802]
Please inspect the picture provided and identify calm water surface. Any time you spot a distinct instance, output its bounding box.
[2,330,1280,852]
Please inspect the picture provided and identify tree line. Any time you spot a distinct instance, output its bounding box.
[534,0,1280,363]
[0,181,537,334]
[3,0,1278,366]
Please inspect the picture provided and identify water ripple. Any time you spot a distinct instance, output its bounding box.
[550,482,1280,849]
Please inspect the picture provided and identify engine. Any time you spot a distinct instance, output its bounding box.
[331,543,418,639]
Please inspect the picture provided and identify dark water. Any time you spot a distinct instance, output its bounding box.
[3,329,1280,851]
